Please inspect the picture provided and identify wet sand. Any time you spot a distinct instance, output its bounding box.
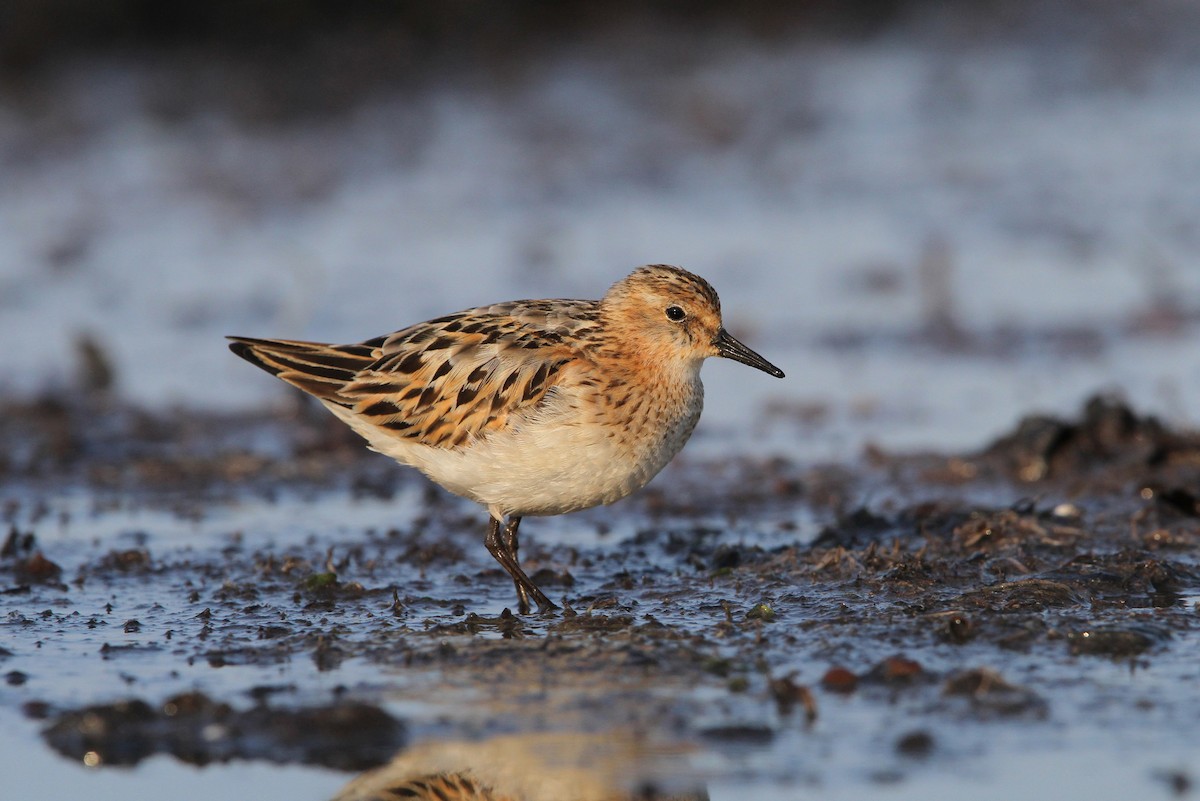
[2,393,1196,798]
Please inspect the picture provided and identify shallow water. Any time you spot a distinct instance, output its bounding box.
[3,4,1200,461]
[4,397,1199,800]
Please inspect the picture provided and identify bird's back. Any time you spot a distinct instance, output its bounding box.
[228,299,600,447]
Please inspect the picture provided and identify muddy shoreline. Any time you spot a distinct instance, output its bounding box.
[2,393,1197,796]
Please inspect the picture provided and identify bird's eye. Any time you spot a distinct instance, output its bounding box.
[665,305,686,322]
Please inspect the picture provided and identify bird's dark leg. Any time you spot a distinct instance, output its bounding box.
[502,517,530,613]
[484,516,557,615]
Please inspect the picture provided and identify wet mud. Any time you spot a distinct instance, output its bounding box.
[40,692,405,770]
[2,393,1198,796]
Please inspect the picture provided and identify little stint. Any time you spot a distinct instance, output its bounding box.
[229,265,784,613]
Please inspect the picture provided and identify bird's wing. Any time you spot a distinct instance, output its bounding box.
[227,336,378,402]
[229,299,600,449]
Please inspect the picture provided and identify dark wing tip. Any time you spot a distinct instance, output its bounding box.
[227,336,283,376]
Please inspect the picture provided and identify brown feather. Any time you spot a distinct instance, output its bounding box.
[227,299,598,447]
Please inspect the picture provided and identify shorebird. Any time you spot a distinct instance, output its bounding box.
[330,731,707,801]
[229,265,783,613]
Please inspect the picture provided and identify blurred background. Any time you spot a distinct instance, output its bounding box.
[3,0,1199,459]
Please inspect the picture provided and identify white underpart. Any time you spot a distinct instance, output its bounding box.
[323,374,703,520]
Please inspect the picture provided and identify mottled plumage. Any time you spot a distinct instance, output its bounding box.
[338,771,701,801]
[330,731,708,801]
[229,265,783,613]
[366,772,507,801]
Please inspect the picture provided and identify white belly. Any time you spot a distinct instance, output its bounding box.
[325,389,700,519]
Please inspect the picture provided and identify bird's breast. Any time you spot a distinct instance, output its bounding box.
[417,373,702,517]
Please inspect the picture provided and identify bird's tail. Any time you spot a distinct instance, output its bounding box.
[227,336,377,406]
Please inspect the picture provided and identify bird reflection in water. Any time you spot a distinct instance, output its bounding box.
[331,731,708,801]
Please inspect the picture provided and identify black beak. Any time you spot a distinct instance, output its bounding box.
[714,328,784,378]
